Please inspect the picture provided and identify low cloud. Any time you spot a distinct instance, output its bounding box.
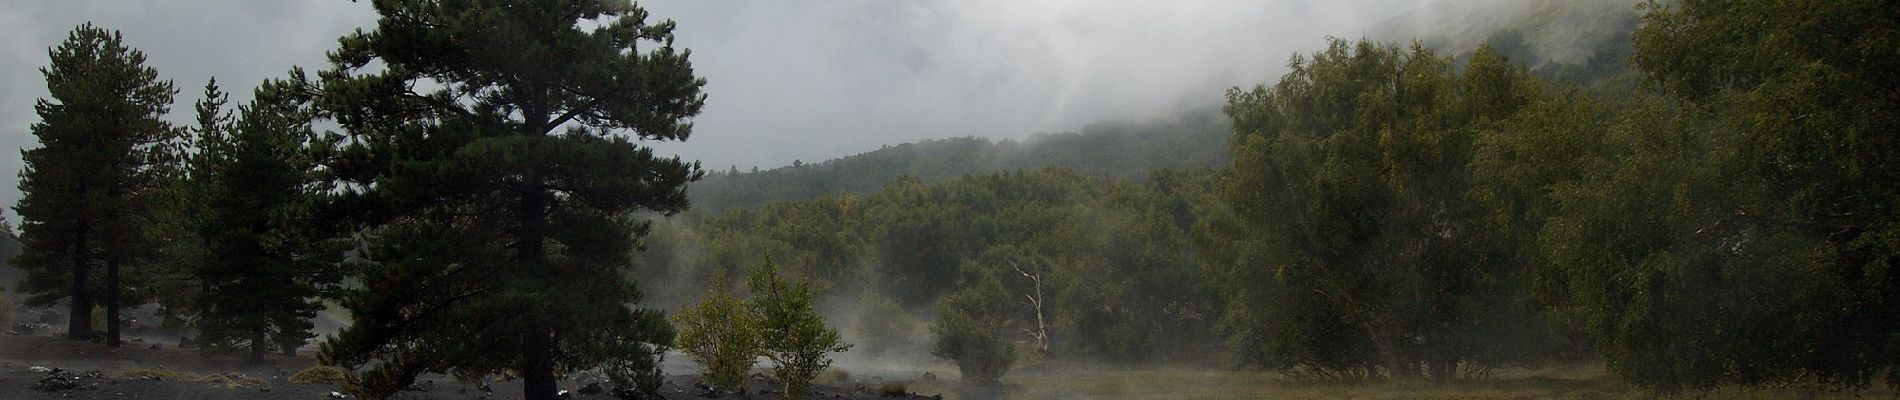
[0,0,1429,217]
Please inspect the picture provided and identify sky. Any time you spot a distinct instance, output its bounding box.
[0,0,1433,219]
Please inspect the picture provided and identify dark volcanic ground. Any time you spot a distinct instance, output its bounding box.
[0,333,947,400]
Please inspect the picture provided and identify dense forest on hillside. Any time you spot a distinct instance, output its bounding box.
[5,0,1899,399]
[686,107,1229,211]
[641,167,1227,364]
[653,0,1900,392]
[686,0,1641,216]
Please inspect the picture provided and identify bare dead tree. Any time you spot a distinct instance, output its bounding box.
[1009,260,1050,354]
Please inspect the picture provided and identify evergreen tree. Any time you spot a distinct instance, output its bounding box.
[14,24,180,345]
[311,1,706,399]
[188,76,336,363]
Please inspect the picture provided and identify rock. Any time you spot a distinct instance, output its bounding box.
[7,322,41,335]
[612,387,658,400]
[696,382,730,398]
[327,391,351,399]
[28,365,52,373]
[557,389,572,399]
[579,382,604,395]
[149,344,161,350]
[32,369,103,392]
[37,308,60,324]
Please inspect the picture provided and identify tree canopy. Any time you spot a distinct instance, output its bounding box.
[308,1,706,399]
[15,23,183,346]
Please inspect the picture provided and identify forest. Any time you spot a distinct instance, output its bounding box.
[2,0,1898,400]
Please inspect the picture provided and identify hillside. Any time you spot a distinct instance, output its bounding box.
[685,106,1229,212]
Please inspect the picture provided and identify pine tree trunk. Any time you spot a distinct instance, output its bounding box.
[522,329,558,400]
[250,330,266,364]
[1427,359,1454,383]
[517,163,557,400]
[105,255,121,347]
[67,228,92,341]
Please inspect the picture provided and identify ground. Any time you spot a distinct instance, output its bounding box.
[0,333,945,400]
[0,329,1885,400]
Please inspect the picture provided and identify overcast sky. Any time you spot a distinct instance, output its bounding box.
[0,0,1431,219]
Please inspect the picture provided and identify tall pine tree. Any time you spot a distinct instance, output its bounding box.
[15,24,180,346]
[188,76,337,363]
[311,1,706,399]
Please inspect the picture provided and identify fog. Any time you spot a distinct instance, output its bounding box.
[0,0,1432,221]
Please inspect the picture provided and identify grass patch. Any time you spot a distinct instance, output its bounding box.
[289,365,349,385]
[921,362,1892,400]
[112,368,265,389]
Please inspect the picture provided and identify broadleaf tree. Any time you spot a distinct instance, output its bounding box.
[1215,39,1556,380]
[671,272,760,391]
[1538,0,1900,391]
[748,260,851,400]
[310,1,706,399]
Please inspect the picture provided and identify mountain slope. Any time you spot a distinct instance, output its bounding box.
[1368,0,1641,66]
[686,106,1229,212]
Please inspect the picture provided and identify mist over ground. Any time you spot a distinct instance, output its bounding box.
[16,1,1885,399]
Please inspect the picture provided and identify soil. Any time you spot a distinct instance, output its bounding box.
[0,333,946,400]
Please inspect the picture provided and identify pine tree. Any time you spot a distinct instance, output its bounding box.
[15,24,179,345]
[188,76,336,363]
[311,1,706,399]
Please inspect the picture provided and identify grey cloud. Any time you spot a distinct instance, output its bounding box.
[640,0,1430,171]
[0,0,1429,219]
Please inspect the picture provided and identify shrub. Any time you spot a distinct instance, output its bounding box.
[876,382,909,397]
[288,365,348,385]
[749,259,851,400]
[112,368,264,388]
[930,275,1016,385]
[672,274,761,391]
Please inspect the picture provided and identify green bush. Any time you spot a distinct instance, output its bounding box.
[672,273,761,391]
[288,365,348,385]
[749,260,850,400]
[930,276,1017,385]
